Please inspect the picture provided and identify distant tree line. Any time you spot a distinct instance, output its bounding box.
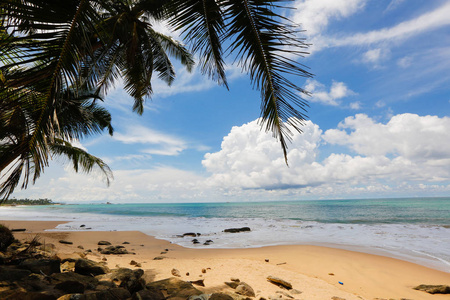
[1,198,58,205]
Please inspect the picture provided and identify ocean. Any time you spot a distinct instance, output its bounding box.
[1,197,449,272]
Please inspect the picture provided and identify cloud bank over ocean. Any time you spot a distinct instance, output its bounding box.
[14,113,450,202]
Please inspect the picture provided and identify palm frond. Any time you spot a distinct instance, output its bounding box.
[50,139,113,186]
[167,0,228,87]
[223,0,312,162]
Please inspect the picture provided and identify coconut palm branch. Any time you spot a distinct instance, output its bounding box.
[165,0,313,162]
[0,87,114,201]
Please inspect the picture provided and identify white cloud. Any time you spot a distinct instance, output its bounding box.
[397,56,412,68]
[332,2,450,47]
[361,48,390,66]
[114,125,188,156]
[305,79,356,106]
[11,114,450,202]
[202,114,450,193]
[349,101,361,110]
[292,0,367,36]
[385,0,406,12]
[323,113,450,160]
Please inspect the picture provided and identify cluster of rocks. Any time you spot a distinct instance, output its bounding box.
[179,227,251,246]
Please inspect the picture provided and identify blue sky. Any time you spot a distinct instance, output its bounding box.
[12,0,450,202]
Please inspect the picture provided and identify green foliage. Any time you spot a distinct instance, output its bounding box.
[2,198,57,205]
[1,0,312,200]
[0,224,14,252]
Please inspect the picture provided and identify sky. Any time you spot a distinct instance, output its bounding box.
[11,0,450,203]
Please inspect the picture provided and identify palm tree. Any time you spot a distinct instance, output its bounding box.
[0,0,312,201]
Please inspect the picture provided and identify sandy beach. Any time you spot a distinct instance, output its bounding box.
[2,220,450,300]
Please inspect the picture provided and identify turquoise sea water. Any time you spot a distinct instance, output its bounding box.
[1,197,449,272]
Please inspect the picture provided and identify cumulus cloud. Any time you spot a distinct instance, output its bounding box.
[305,79,356,106]
[323,113,450,160]
[12,114,450,202]
[203,114,450,192]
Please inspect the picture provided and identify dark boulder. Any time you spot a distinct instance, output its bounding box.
[0,266,32,281]
[58,240,73,245]
[98,241,111,246]
[132,289,166,300]
[183,233,197,237]
[146,277,202,300]
[414,284,450,294]
[51,271,99,290]
[223,227,251,233]
[0,225,14,251]
[54,280,85,294]
[19,258,61,275]
[210,293,235,300]
[75,258,109,276]
[235,282,255,297]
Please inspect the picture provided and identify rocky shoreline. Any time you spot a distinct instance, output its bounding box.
[1,222,449,300]
[0,228,305,300]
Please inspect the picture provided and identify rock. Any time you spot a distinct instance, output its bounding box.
[267,276,292,290]
[235,282,256,297]
[132,289,166,300]
[225,281,239,289]
[55,280,85,294]
[146,277,202,300]
[100,245,132,255]
[51,271,99,290]
[201,268,206,273]
[80,225,86,227]
[190,279,205,287]
[413,284,450,294]
[188,295,209,300]
[10,228,26,232]
[331,297,346,300]
[265,259,269,262]
[56,295,84,300]
[160,251,167,254]
[223,227,251,233]
[230,277,240,282]
[183,233,197,237]
[209,293,234,300]
[59,240,73,245]
[97,241,111,246]
[77,245,84,249]
[0,266,31,281]
[192,239,200,244]
[75,258,109,276]
[328,273,334,276]
[186,272,190,276]
[93,288,132,300]
[123,241,130,244]
[172,268,181,277]
[1,290,57,300]
[153,256,165,260]
[19,258,61,275]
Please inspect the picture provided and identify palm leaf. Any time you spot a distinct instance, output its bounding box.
[167,0,228,87]
[50,139,113,186]
[223,0,312,162]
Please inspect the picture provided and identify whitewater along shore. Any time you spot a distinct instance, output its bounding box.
[1,220,450,299]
